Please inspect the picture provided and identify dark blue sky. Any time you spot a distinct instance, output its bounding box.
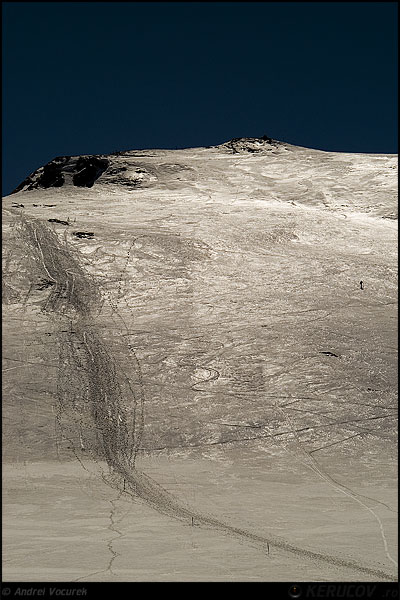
[2,2,398,196]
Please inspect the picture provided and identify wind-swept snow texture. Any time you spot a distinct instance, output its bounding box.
[2,137,397,581]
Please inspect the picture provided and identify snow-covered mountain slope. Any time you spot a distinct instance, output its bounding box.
[2,138,398,582]
[9,136,397,219]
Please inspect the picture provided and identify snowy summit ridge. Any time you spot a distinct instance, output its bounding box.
[6,136,397,221]
[10,136,279,194]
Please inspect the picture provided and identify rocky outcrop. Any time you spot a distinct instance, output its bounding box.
[218,136,281,154]
[11,155,109,193]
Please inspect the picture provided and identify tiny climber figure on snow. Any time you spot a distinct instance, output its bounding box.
[360,280,364,290]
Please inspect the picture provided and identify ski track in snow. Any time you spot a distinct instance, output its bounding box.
[7,215,394,581]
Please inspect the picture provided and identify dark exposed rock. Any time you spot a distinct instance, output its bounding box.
[10,155,109,193]
[73,231,95,239]
[48,218,69,226]
[221,136,279,154]
[72,157,109,188]
[11,159,67,193]
[319,351,339,357]
[34,161,66,189]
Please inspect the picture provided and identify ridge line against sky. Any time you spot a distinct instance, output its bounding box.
[2,1,398,196]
